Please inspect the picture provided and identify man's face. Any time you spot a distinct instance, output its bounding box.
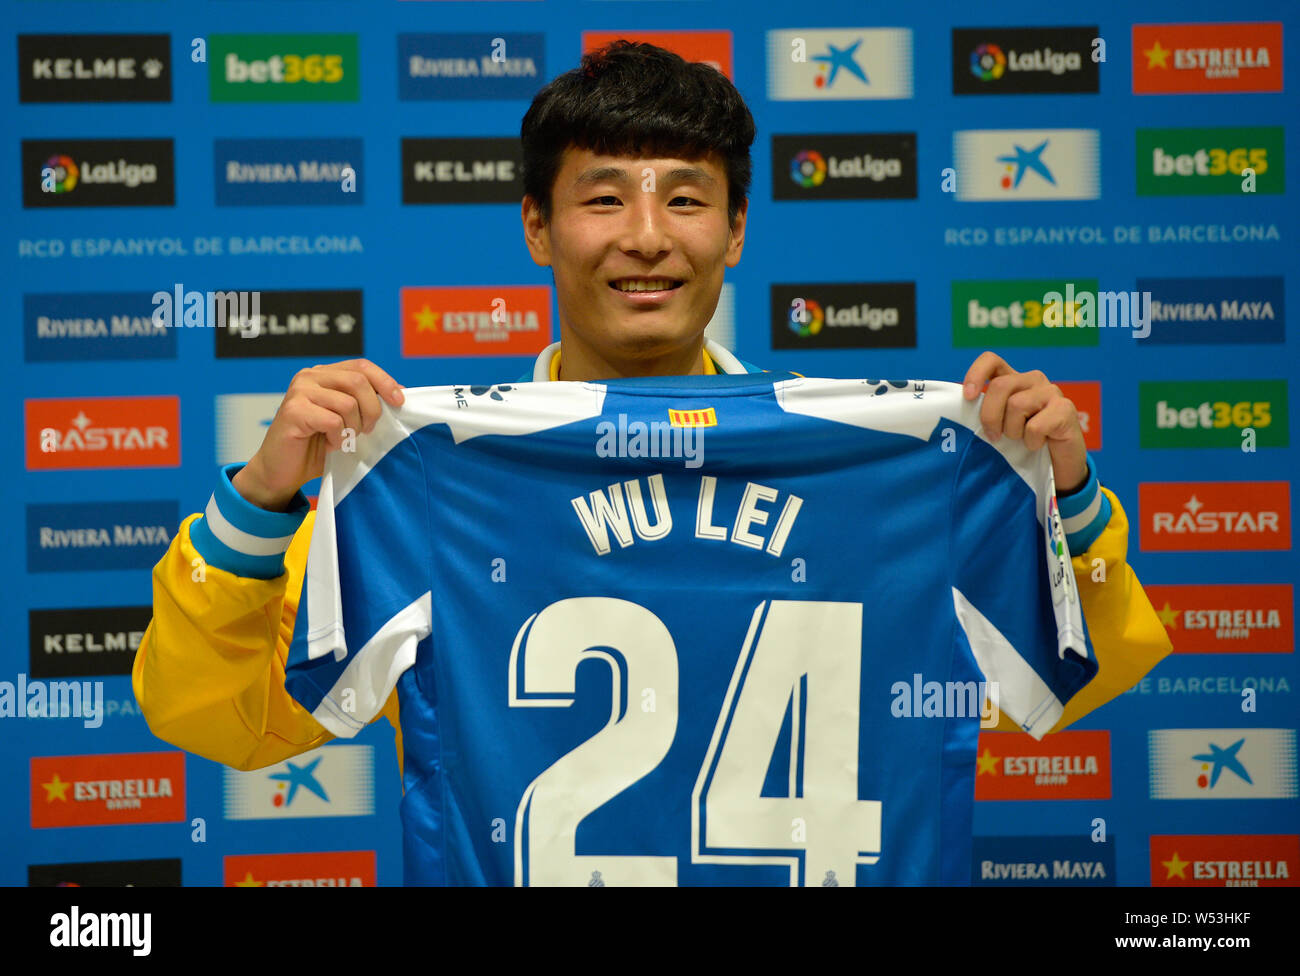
[522,146,746,368]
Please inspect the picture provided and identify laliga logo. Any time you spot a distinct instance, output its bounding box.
[790,150,826,188]
[971,43,1006,80]
[41,155,78,193]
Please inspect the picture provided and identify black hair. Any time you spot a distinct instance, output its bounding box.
[520,40,756,227]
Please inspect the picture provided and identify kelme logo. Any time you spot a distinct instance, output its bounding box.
[1137,127,1284,196]
[1140,381,1288,448]
[209,34,358,102]
[952,280,1100,347]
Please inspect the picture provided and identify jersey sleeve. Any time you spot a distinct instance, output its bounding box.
[132,464,401,772]
[949,430,1098,740]
[284,419,433,739]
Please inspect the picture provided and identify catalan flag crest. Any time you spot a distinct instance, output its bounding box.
[668,407,717,428]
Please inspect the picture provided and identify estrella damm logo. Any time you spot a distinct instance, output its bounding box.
[952,280,1100,347]
[1139,380,1288,448]
[1137,127,1284,195]
[209,34,358,102]
[668,408,717,428]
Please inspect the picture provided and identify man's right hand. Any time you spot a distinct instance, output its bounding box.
[231,359,406,512]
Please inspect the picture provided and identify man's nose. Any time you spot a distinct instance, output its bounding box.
[621,196,672,257]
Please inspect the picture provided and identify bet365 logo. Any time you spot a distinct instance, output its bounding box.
[1137,126,1283,195]
[1140,381,1288,449]
[209,34,358,102]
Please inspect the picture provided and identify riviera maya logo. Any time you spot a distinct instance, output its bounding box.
[43,155,78,192]
[971,43,1006,81]
[788,298,824,336]
[790,150,827,188]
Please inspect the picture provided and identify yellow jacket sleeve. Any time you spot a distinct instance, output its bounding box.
[132,508,402,772]
[994,485,1173,733]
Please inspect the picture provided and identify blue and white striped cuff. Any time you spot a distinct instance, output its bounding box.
[1056,454,1111,555]
[189,463,312,579]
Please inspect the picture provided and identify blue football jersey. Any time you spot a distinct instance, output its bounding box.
[286,373,1095,886]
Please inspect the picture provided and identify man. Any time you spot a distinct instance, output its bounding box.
[133,41,1170,875]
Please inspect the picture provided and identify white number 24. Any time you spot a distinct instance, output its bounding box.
[508,598,881,886]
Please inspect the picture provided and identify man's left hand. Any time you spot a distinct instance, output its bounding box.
[962,351,1089,494]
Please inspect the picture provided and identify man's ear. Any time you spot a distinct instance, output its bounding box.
[521,194,552,268]
[724,197,748,268]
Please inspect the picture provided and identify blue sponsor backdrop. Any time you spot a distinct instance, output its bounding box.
[3,0,1296,886]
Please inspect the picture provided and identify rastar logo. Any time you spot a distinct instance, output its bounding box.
[583,30,732,78]
[1133,22,1282,94]
[401,286,551,358]
[1145,584,1294,653]
[31,752,186,828]
[975,730,1111,800]
[1054,382,1101,451]
[1150,835,1298,887]
[1139,482,1290,551]
[1149,728,1297,799]
[25,397,179,470]
[224,850,377,887]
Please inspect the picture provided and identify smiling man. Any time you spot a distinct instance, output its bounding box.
[133,40,1170,884]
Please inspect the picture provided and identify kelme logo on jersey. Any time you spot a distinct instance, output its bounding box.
[584,30,731,79]
[952,280,1100,347]
[27,501,177,573]
[1150,835,1297,887]
[25,396,179,470]
[952,129,1099,200]
[771,282,916,350]
[209,34,358,102]
[401,137,524,204]
[972,836,1114,886]
[1137,127,1284,196]
[401,285,552,357]
[773,133,916,200]
[215,138,363,206]
[1149,729,1297,799]
[1139,481,1290,552]
[223,744,374,820]
[29,858,182,887]
[214,289,363,360]
[952,27,1100,95]
[31,752,186,828]
[975,730,1111,800]
[29,605,152,679]
[24,291,174,363]
[1145,584,1293,654]
[1140,380,1288,449]
[399,32,544,101]
[1132,22,1282,94]
[224,851,377,887]
[766,28,913,100]
[21,138,174,208]
[18,33,170,103]
[1136,276,1284,344]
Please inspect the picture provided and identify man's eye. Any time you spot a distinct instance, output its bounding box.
[672,197,701,206]
[591,196,620,206]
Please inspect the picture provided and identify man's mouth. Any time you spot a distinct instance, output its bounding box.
[609,278,684,293]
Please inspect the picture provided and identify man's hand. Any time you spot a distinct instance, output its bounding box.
[232,359,406,512]
[962,351,1089,494]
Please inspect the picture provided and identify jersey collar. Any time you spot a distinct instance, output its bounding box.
[532,338,745,382]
